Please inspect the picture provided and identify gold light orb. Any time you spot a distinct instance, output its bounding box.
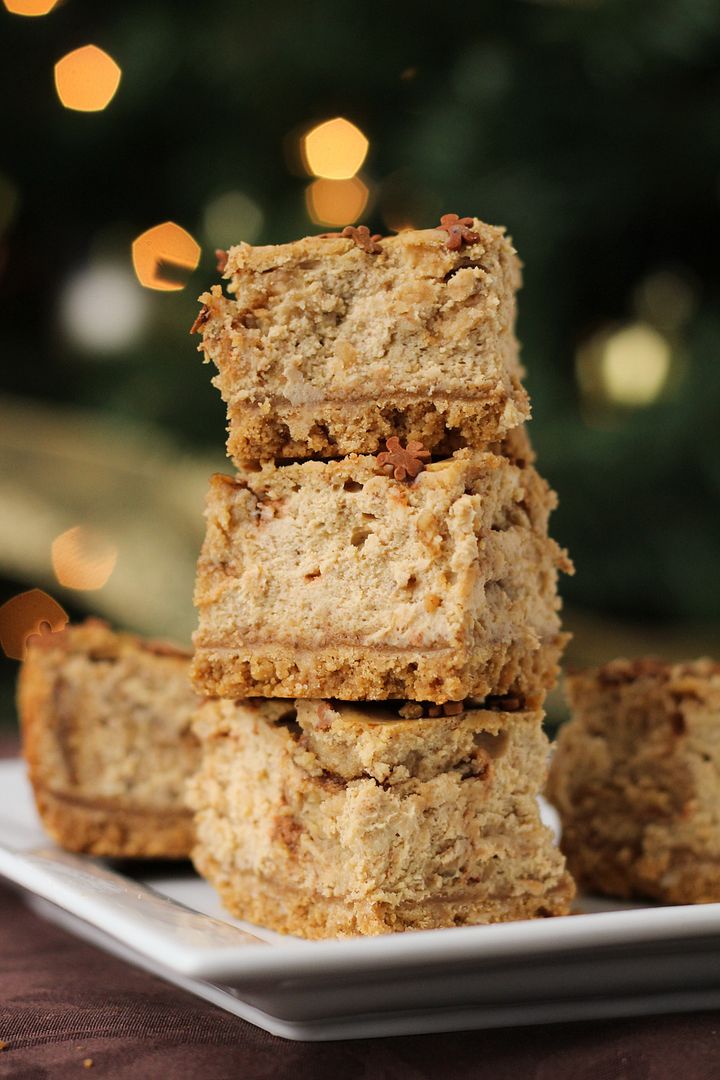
[577,322,672,409]
[54,45,122,112]
[305,177,369,227]
[131,222,201,291]
[302,118,369,180]
[600,324,672,406]
[52,525,118,590]
[4,0,59,14]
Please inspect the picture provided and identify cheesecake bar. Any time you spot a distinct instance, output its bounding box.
[194,219,528,462]
[19,619,200,858]
[188,697,575,937]
[547,657,720,904]
[191,448,572,704]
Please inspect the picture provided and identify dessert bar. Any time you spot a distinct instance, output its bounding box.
[547,657,720,904]
[189,696,575,937]
[191,448,571,703]
[19,619,200,858]
[194,219,528,462]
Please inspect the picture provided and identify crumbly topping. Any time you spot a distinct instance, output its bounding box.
[319,224,383,254]
[437,213,480,251]
[376,436,430,481]
[190,305,210,335]
[215,248,228,273]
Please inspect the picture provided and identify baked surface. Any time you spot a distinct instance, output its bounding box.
[194,220,528,462]
[547,657,720,904]
[188,698,575,937]
[19,619,200,858]
[191,448,571,704]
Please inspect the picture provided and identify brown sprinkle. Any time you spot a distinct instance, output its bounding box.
[215,248,228,273]
[437,213,480,251]
[485,694,523,713]
[189,305,210,335]
[319,224,382,254]
[83,1060,94,1069]
[376,436,431,482]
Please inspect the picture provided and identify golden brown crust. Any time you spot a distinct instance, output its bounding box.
[19,620,199,859]
[191,857,575,938]
[191,636,568,706]
[195,219,528,462]
[547,656,720,904]
[31,785,194,859]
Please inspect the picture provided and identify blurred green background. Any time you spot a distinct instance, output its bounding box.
[1,0,720,725]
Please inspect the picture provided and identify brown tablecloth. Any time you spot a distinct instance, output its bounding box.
[2,735,720,1079]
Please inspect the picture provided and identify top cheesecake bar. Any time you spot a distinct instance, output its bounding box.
[193,217,528,463]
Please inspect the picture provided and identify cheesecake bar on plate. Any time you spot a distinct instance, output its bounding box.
[19,619,200,858]
[193,218,528,462]
[547,657,720,904]
[191,447,571,704]
[188,697,575,937]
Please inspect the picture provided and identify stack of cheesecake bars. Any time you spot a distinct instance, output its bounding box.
[20,216,576,937]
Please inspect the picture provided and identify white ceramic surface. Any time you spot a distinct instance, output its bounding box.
[2,758,720,1041]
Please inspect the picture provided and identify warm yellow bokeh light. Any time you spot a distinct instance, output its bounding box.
[601,324,671,406]
[4,0,58,14]
[302,117,369,180]
[131,222,201,291]
[52,525,118,591]
[54,45,122,112]
[578,322,672,410]
[306,177,369,227]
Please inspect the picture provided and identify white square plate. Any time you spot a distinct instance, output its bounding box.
[2,758,720,1041]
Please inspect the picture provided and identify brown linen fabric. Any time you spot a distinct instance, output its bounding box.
[2,737,720,1079]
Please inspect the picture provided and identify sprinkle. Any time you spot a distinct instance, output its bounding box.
[319,224,382,254]
[436,213,479,251]
[376,436,430,482]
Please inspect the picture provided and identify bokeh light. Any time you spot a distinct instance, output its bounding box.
[59,262,149,354]
[52,525,118,590]
[203,191,264,248]
[633,269,697,331]
[131,222,201,291]
[302,117,369,179]
[54,45,122,113]
[3,0,58,14]
[577,323,672,408]
[306,177,369,227]
[0,590,68,661]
